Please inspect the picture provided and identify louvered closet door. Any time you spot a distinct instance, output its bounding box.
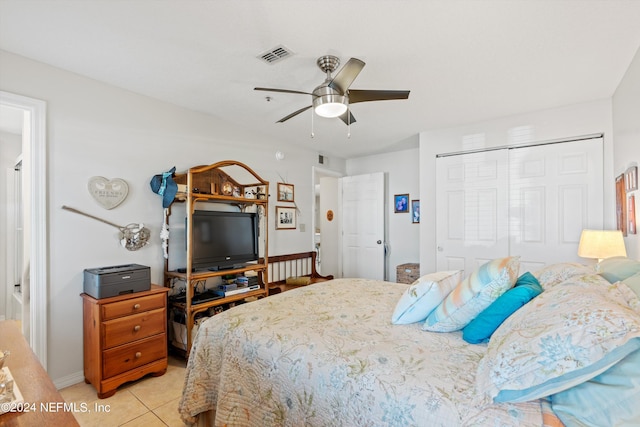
[436,137,603,276]
[435,150,510,276]
[509,138,603,272]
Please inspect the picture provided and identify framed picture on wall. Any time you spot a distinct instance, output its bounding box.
[411,200,420,223]
[277,183,295,202]
[394,194,409,213]
[616,173,628,236]
[629,195,637,235]
[276,206,296,230]
[625,166,638,192]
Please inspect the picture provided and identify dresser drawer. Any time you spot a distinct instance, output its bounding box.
[102,334,167,379]
[102,308,166,349]
[102,293,166,320]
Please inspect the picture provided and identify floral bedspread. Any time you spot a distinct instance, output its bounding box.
[179,278,545,426]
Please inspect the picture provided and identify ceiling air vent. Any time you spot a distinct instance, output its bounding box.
[258,45,294,64]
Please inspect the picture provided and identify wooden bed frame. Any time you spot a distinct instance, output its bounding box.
[260,251,333,294]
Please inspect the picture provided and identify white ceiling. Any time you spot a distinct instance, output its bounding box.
[1,0,639,159]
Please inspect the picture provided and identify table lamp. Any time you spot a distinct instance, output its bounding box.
[577,229,627,262]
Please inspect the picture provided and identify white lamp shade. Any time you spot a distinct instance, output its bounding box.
[577,229,627,260]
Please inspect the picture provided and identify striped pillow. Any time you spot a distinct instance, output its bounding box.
[424,256,520,332]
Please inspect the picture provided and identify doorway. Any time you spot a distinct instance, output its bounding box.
[312,166,342,277]
[0,91,48,367]
[312,167,387,280]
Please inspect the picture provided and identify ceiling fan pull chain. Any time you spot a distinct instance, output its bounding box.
[311,108,315,138]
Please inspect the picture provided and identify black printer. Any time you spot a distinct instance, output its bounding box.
[83,264,151,299]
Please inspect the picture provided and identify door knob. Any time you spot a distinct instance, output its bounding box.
[437,246,443,252]
[377,240,382,244]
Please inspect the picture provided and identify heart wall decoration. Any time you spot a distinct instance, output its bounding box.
[88,176,129,210]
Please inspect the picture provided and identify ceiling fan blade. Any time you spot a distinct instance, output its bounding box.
[338,110,357,125]
[255,87,314,96]
[348,89,410,104]
[328,58,365,95]
[276,105,313,123]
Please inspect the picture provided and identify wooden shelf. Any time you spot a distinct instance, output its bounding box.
[163,160,269,357]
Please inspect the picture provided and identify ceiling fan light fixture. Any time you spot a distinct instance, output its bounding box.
[313,94,348,118]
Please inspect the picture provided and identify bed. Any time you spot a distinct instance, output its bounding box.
[179,257,640,426]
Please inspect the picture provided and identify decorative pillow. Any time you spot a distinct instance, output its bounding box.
[285,276,311,286]
[622,272,640,298]
[424,256,520,332]
[551,348,640,427]
[462,272,542,344]
[391,270,462,325]
[476,276,640,403]
[532,262,594,290]
[597,256,640,283]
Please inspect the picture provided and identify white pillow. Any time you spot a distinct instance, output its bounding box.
[391,270,462,325]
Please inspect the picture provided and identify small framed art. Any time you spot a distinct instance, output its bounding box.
[277,182,295,202]
[394,194,409,213]
[629,195,637,235]
[412,200,420,223]
[625,166,638,192]
[276,206,296,230]
[616,174,627,236]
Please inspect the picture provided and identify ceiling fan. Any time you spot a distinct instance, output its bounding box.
[255,55,410,125]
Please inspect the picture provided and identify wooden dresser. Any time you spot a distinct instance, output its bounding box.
[81,285,169,398]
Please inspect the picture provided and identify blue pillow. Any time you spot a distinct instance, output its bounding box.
[462,272,542,344]
[551,348,640,426]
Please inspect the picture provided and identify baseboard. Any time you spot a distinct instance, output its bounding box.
[54,370,85,390]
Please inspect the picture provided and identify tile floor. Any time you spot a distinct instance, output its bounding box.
[59,355,187,427]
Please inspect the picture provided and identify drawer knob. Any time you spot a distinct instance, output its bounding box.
[135,352,142,359]
[133,303,141,310]
[133,325,141,332]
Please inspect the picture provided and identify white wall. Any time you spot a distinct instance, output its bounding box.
[419,99,615,274]
[613,47,640,260]
[0,50,346,385]
[347,140,420,282]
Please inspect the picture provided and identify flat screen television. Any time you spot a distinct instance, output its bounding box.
[189,210,259,270]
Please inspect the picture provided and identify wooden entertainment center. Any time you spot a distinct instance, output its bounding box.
[163,160,270,355]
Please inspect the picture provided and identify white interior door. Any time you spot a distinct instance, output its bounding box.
[341,172,385,280]
[509,138,603,271]
[435,150,510,276]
